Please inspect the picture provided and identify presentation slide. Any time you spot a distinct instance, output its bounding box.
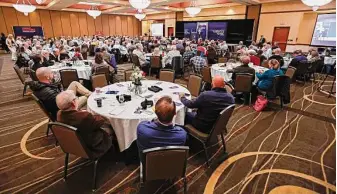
[151,23,163,37]
[184,22,227,40]
[311,14,336,46]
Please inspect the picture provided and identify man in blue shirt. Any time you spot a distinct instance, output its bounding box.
[289,50,307,68]
[180,76,235,134]
[137,96,187,157]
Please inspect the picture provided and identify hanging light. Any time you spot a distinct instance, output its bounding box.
[135,10,146,21]
[13,0,36,16]
[185,0,201,17]
[301,0,333,11]
[86,5,101,19]
[36,0,45,4]
[129,0,150,10]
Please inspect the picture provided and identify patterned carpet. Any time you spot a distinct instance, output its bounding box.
[0,55,335,194]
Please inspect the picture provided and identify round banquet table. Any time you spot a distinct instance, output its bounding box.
[211,63,269,85]
[87,80,191,151]
[49,61,92,80]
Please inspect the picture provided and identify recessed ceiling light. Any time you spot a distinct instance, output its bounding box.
[78,2,102,6]
[164,6,169,9]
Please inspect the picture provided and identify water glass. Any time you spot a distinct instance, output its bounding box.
[95,87,101,96]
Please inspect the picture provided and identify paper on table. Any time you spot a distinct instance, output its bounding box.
[109,106,126,115]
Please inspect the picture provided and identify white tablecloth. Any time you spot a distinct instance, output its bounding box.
[324,56,336,65]
[211,63,268,84]
[49,62,92,80]
[87,80,191,151]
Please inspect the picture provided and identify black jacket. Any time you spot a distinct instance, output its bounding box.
[30,81,61,120]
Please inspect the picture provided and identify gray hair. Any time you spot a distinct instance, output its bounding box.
[36,67,52,81]
[136,43,143,50]
[56,90,77,110]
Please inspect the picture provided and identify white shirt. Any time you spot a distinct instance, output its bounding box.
[132,49,147,66]
[162,50,181,65]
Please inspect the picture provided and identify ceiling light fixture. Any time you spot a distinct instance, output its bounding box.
[36,0,45,4]
[78,1,102,6]
[86,5,101,19]
[301,0,333,11]
[13,0,36,16]
[129,0,150,11]
[185,0,201,17]
[135,10,146,21]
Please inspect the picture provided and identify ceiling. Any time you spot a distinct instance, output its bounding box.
[0,0,306,15]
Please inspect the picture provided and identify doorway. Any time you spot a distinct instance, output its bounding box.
[272,27,290,52]
[168,27,174,37]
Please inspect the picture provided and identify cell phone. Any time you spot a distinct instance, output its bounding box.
[106,91,119,94]
[169,86,179,89]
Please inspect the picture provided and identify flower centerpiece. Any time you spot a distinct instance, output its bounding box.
[129,67,146,94]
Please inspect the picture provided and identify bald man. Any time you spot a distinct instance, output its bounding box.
[30,67,91,119]
[56,91,112,158]
[137,96,187,157]
[180,76,235,134]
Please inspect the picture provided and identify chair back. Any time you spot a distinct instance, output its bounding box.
[208,104,235,141]
[95,66,110,83]
[159,69,175,83]
[49,122,91,159]
[59,69,79,88]
[272,75,290,96]
[171,56,183,72]
[124,70,133,81]
[295,60,309,75]
[218,57,227,63]
[31,94,56,121]
[29,69,39,81]
[150,56,161,68]
[285,66,296,80]
[92,74,108,89]
[188,74,203,97]
[132,54,141,67]
[308,59,322,73]
[142,146,189,181]
[234,73,253,93]
[224,83,234,94]
[201,67,212,83]
[13,65,26,84]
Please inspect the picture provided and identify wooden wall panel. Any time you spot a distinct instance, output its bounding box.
[0,8,8,34]
[86,15,96,35]
[101,15,110,36]
[115,15,122,35]
[94,15,103,33]
[78,12,88,36]
[121,16,127,35]
[16,12,31,26]
[2,7,18,34]
[29,11,41,26]
[69,12,80,37]
[127,16,133,36]
[133,18,139,37]
[39,10,53,38]
[60,12,72,36]
[50,11,63,37]
[109,15,116,36]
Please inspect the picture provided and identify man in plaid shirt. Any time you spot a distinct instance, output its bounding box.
[190,50,207,75]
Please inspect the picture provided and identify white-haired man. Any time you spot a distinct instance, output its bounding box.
[30,67,92,120]
[132,43,150,72]
[162,45,181,68]
[269,48,284,67]
[56,91,112,158]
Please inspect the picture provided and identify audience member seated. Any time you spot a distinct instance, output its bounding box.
[183,46,194,64]
[207,46,217,64]
[229,55,255,83]
[16,47,30,68]
[257,50,267,65]
[308,50,320,62]
[137,96,187,159]
[56,91,112,158]
[162,45,181,68]
[133,43,150,72]
[30,67,92,119]
[49,48,60,62]
[180,76,235,134]
[31,54,43,71]
[248,49,260,66]
[92,52,114,74]
[190,50,207,75]
[152,47,161,57]
[41,50,54,67]
[269,48,284,67]
[289,50,307,68]
[256,59,284,91]
[73,47,83,60]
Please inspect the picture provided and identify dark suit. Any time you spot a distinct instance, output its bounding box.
[230,65,255,84]
[57,110,112,158]
[49,53,59,62]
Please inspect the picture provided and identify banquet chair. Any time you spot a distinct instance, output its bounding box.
[149,56,161,77]
[124,70,134,81]
[48,122,108,192]
[91,74,108,89]
[132,54,141,68]
[29,69,39,81]
[13,65,32,97]
[285,66,297,81]
[307,60,322,82]
[59,69,79,89]
[234,73,254,105]
[159,69,175,83]
[184,104,235,166]
[294,60,309,84]
[171,56,183,78]
[95,66,112,84]
[140,146,189,193]
[187,74,203,97]
[31,94,55,136]
[224,83,234,94]
[201,67,212,85]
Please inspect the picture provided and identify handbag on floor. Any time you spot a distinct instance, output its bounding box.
[253,95,268,111]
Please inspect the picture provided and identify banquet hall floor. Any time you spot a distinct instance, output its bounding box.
[0,54,335,194]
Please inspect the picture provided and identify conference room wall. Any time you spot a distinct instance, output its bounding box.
[0,7,141,38]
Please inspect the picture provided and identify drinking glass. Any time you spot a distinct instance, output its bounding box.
[95,87,101,96]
